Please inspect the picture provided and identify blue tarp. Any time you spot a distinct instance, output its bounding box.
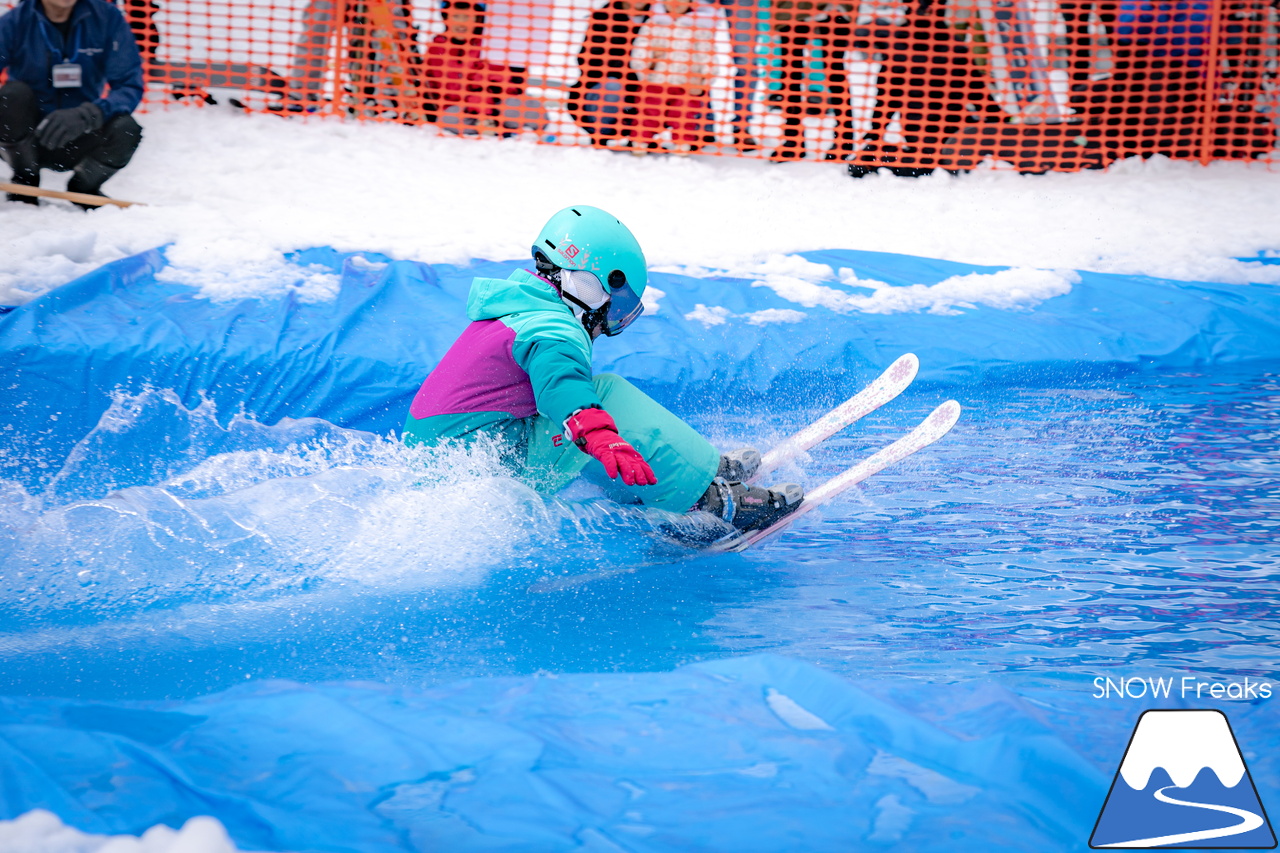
[0,653,1252,853]
[3,249,1280,850]
[3,246,1280,490]
[1,655,1275,852]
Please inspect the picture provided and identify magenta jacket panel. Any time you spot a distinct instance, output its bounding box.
[409,318,539,420]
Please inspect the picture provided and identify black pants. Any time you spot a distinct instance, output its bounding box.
[0,80,143,173]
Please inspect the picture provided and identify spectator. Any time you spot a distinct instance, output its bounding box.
[347,0,428,121]
[1073,0,1212,161]
[280,0,424,117]
[424,0,526,135]
[1058,0,1119,111]
[282,0,337,111]
[768,1,857,160]
[848,0,1004,172]
[719,0,764,151]
[0,0,144,205]
[567,0,650,146]
[630,0,720,154]
[1213,0,1278,157]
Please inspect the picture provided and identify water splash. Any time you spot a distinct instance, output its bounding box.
[0,390,717,632]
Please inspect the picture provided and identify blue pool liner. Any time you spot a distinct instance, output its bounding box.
[2,246,1280,489]
[6,653,1275,852]
[3,250,1279,850]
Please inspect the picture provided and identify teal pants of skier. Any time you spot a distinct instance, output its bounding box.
[403,374,720,513]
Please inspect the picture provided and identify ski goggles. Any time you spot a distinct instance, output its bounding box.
[602,276,644,336]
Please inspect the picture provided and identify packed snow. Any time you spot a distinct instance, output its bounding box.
[3,106,1280,310]
[0,810,244,853]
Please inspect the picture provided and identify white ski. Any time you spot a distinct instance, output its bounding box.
[749,352,919,483]
[718,399,962,552]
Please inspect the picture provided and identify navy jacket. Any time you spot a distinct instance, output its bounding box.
[0,0,144,119]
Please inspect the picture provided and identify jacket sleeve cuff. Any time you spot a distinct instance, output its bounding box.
[563,406,614,445]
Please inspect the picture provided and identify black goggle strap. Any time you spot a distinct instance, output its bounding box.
[562,289,598,316]
[535,253,589,307]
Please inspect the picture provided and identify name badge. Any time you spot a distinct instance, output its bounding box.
[52,63,82,89]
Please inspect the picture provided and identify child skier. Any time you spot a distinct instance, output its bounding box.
[403,205,804,534]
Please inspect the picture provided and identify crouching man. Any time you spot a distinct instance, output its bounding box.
[0,0,144,206]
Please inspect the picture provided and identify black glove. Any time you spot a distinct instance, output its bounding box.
[36,102,104,151]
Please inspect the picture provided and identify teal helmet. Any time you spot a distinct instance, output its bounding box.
[531,205,647,336]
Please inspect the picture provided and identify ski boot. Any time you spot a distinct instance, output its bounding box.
[717,447,762,483]
[695,476,803,534]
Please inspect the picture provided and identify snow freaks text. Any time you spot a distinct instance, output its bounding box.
[1093,677,1274,701]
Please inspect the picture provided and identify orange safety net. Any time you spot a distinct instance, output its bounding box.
[3,0,1277,172]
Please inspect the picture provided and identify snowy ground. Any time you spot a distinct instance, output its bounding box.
[0,810,247,853]
[3,105,1280,308]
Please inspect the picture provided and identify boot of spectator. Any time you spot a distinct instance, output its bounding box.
[769,122,805,161]
[67,156,122,209]
[0,80,41,204]
[1,133,40,205]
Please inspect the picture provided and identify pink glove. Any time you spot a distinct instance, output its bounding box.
[565,408,659,487]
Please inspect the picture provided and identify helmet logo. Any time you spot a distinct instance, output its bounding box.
[561,243,581,260]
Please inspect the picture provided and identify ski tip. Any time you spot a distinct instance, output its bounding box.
[891,352,920,383]
[930,399,962,432]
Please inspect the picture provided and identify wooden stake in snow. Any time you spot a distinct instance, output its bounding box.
[0,182,145,208]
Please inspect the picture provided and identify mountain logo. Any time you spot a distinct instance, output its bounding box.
[1091,709,1276,848]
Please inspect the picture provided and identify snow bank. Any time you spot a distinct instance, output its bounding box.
[3,108,1280,306]
[0,810,243,853]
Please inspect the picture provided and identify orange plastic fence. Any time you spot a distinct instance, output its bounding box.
[3,0,1278,172]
